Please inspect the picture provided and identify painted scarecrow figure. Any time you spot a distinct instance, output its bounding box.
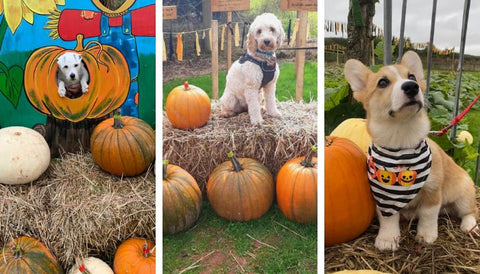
[51,0,155,117]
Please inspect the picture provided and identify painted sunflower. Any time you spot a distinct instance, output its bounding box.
[0,0,64,33]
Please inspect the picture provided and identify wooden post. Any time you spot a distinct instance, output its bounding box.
[295,11,308,102]
[212,20,219,99]
[227,11,233,70]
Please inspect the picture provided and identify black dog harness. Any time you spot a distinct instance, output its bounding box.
[238,54,276,88]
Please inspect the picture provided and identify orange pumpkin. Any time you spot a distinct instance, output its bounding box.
[376,170,396,185]
[113,238,155,274]
[165,81,211,129]
[398,169,417,186]
[163,160,202,235]
[0,236,63,273]
[207,151,274,221]
[325,136,376,246]
[90,111,155,176]
[276,145,317,224]
[24,34,130,122]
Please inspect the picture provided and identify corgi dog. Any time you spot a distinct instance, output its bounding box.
[344,51,478,251]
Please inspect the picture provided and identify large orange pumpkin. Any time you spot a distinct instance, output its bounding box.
[113,238,155,274]
[24,34,130,122]
[207,151,274,221]
[165,81,211,129]
[0,236,64,273]
[276,145,317,224]
[163,160,202,235]
[90,111,155,176]
[325,136,376,246]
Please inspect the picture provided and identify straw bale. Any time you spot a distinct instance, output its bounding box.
[0,152,155,270]
[163,100,318,191]
[325,188,480,273]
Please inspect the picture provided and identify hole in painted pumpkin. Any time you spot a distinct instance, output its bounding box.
[56,60,90,100]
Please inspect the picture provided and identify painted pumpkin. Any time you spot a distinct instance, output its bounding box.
[0,126,50,185]
[330,118,371,155]
[24,34,130,122]
[90,111,155,176]
[276,145,317,224]
[67,257,113,274]
[376,170,396,185]
[207,151,274,221]
[113,238,155,274]
[398,169,417,186]
[0,236,64,273]
[325,136,376,246]
[165,81,211,130]
[163,160,202,235]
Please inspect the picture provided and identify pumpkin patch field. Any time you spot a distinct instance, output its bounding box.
[162,60,318,272]
[325,64,480,273]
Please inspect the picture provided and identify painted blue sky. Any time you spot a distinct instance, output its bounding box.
[1,0,155,54]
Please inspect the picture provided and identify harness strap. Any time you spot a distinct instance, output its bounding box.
[238,54,276,88]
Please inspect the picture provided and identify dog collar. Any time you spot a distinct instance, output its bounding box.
[367,140,432,217]
[256,49,274,57]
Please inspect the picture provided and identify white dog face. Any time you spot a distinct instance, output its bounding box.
[57,52,84,83]
[247,13,285,53]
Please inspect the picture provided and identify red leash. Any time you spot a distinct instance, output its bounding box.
[430,93,480,137]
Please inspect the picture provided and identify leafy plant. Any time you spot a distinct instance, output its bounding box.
[0,63,23,108]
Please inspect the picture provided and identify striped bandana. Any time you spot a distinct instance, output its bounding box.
[367,140,432,217]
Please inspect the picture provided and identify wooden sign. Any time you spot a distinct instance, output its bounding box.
[280,0,317,11]
[163,6,177,20]
[211,0,250,12]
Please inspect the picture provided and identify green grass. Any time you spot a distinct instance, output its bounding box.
[162,61,318,109]
[163,202,317,273]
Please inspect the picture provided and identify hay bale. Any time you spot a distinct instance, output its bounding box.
[0,153,155,270]
[325,188,480,273]
[163,101,318,191]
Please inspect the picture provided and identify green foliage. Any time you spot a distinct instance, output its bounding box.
[0,63,23,108]
[163,61,318,108]
[163,202,317,273]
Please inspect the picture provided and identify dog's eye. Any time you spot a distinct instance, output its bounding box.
[63,65,68,69]
[74,64,78,67]
[270,27,275,33]
[257,29,262,35]
[408,74,416,81]
[378,78,390,88]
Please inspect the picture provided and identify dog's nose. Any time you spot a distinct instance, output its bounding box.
[70,73,76,79]
[264,39,270,46]
[402,81,419,98]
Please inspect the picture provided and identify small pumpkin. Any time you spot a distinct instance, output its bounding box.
[90,111,155,176]
[376,169,396,185]
[330,118,371,154]
[207,151,274,221]
[165,81,211,129]
[67,257,113,274]
[398,169,417,186]
[456,130,474,145]
[24,34,130,122]
[325,136,376,246]
[163,160,202,235]
[0,236,64,273]
[276,145,317,224]
[113,238,155,274]
[0,126,50,185]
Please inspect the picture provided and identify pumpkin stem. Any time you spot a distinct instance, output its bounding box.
[113,109,124,129]
[13,243,23,259]
[74,34,85,51]
[78,264,92,274]
[301,145,317,167]
[227,151,243,172]
[163,159,169,180]
[184,81,190,90]
[325,136,333,147]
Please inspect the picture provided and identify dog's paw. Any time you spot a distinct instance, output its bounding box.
[375,235,400,251]
[82,85,89,94]
[250,117,264,125]
[460,214,478,233]
[415,230,438,244]
[58,87,66,97]
[267,109,282,118]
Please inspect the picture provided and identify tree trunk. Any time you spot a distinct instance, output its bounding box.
[346,0,376,66]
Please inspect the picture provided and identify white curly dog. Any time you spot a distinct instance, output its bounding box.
[220,13,285,125]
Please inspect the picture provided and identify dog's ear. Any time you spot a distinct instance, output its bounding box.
[401,51,424,81]
[74,53,83,62]
[57,55,65,66]
[344,59,370,95]
[276,19,286,48]
[246,32,257,53]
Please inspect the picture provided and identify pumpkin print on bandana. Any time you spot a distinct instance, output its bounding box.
[367,140,432,217]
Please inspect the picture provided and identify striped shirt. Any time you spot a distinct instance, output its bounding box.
[367,140,432,217]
